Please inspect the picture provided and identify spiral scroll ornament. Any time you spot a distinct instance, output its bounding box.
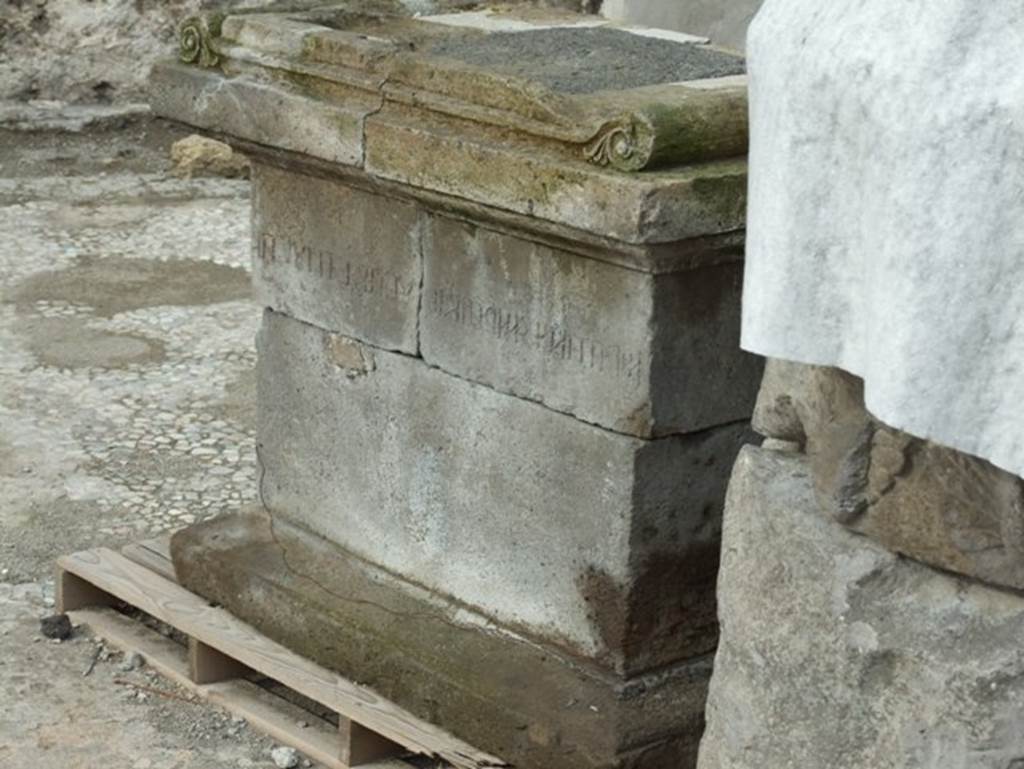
[583,117,652,172]
[179,15,222,69]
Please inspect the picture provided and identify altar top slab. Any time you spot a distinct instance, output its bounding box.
[152,2,749,245]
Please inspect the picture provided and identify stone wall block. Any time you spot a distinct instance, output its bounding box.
[150,63,372,166]
[172,510,715,769]
[698,446,1024,769]
[256,309,752,675]
[420,214,762,436]
[252,164,422,353]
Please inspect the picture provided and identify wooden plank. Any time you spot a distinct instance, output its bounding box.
[69,607,410,769]
[189,637,251,684]
[204,682,349,769]
[340,717,406,766]
[121,539,177,582]
[57,569,119,613]
[58,548,506,769]
[138,535,173,562]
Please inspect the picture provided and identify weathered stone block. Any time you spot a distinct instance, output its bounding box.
[754,360,1024,591]
[698,446,1024,769]
[154,8,757,767]
[257,309,752,675]
[150,62,373,167]
[173,510,712,769]
[363,108,749,245]
[252,164,422,353]
[421,215,762,436]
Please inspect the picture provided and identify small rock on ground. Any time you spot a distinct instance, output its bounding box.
[119,651,145,671]
[170,134,250,179]
[40,613,73,640]
[270,745,300,769]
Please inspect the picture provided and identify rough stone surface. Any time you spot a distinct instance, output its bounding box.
[700,446,1024,769]
[755,361,1024,592]
[600,0,763,52]
[172,510,712,769]
[424,26,745,94]
[0,122,278,769]
[270,745,300,768]
[0,121,258,580]
[422,214,761,436]
[256,309,753,674]
[743,0,1024,479]
[252,163,422,353]
[149,62,374,168]
[39,613,73,640]
[364,110,748,244]
[0,0,271,103]
[170,134,250,179]
[750,356,804,442]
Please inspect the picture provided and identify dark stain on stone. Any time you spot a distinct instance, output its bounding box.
[171,511,713,769]
[858,649,900,694]
[18,317,166,369]
[577,544,720,675]
[7,255,251,317]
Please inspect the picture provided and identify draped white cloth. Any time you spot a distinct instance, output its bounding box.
[742,0,1024,478]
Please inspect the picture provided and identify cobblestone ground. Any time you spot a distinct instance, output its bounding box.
[0,119,304,767]
[0,121,260,580]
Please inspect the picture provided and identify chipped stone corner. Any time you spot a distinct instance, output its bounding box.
[326,333,376,378]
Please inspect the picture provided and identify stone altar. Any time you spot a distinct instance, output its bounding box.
[151,4,760,767]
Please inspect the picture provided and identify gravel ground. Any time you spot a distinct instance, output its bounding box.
[0,117,317,767]
[0,117,259,581]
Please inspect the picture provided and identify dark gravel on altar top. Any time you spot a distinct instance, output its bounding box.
[426,26,745,94]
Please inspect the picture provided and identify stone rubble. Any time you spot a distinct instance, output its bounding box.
[39,613,73,640]
[270,745,301,769]
[170,134,251,180]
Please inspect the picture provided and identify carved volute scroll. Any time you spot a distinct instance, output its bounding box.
[180,14,224,69]
[583,116,655,172]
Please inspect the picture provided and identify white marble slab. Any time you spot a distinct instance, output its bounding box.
[742,0,1024,477]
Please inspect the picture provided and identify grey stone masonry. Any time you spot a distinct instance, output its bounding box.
[155,6,759,767]
[252,164,423,354]
[422,215,758,436]
[257,309,752,677]
[699,446,1024,769]
[250,162,761,436]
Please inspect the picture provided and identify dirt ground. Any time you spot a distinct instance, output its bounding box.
[0,117,317,767]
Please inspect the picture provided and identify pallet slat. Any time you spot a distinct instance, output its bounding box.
[121,536,176,581]
[189,637,252,684]
[68,607,391,769]
[340,718,406,766]
[58,548,506,769]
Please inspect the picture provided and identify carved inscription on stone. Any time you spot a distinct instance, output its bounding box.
[428,286,646,387]
[257,231,417,300]
[250,162,421,353]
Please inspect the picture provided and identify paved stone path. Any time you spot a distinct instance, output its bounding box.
[0,122,258,580]
[0,120,304,768]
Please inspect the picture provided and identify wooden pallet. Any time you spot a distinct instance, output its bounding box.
[57,540,507,769]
